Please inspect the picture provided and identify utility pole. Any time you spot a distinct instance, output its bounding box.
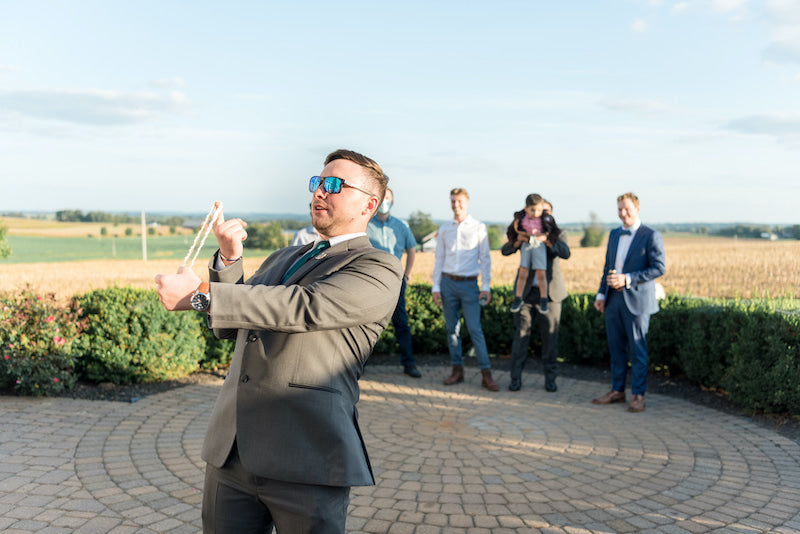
[141,210,147,261]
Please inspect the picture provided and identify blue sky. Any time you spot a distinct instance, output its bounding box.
[2,0,799,225]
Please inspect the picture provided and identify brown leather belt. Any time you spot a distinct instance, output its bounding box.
[442,273,477,282]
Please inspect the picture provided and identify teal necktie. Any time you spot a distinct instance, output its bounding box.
[281,241,330,283]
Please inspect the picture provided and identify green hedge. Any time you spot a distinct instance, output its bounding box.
[72,288,206,384]
[1,285,798,417]
[377,286,800,415]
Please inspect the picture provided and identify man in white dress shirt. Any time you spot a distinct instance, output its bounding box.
[432,187,498,391]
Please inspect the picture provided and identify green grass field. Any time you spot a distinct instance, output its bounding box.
[1,235,273,264]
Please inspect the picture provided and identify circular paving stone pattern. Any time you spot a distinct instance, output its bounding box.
[1,366,799,533]
[350,367,800,534]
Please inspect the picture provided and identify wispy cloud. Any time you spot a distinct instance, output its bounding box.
[0,64,20,72]
[762,0,800,65]
[631,19,648,33]
[725,112,800,136]
[600,96,671,114]
[150,77,186,89]
[672,2,690,14]
[710,0,748,14]
[0,88,188,126]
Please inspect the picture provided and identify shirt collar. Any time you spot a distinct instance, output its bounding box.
[315,232,366,248]
[623,220,642,233]
[451,214,474,225]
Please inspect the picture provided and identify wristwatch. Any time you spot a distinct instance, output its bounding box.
[190,282,211,312]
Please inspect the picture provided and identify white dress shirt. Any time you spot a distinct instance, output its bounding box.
[614,220,640,275]
[597,219,641,301]
[432,214,492,292]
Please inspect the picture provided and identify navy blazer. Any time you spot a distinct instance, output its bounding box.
[598,225,666,316]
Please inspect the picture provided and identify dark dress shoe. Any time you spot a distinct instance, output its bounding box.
[509,379,521,391]
[592,390,626,404]
[403,366,422,378]
[545,379,557,392]
[628,394,645,412]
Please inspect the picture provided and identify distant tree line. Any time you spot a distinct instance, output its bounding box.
[243,221,287,250]
[710,224,800,239]
[56,210,185,228]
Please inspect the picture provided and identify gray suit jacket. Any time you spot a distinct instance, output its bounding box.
[201,235,402,487]
[501,231,571,303]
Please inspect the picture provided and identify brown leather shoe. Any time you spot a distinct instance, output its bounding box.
[628,394,645,412]
[592,390,626,404]
[481,369,499,391]
[443,365,464,385]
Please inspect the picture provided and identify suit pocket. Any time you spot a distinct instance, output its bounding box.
[288,383,342,395]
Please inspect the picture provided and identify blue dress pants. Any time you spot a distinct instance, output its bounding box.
[604,290,651,395]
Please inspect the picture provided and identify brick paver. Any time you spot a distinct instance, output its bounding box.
[1,366,799,533]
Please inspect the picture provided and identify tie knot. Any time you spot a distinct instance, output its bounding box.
[281,240,330,284]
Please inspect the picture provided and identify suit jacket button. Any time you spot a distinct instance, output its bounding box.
[241,375,249,383]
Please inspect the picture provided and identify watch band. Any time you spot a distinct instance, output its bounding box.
[191,282,211,312]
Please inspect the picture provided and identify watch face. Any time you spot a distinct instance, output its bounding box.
[191,292,209,311]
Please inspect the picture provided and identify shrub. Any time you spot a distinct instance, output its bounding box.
[190,312,234,370]
[73,287,205,384]
[375,287,800,416]
[721,304,800,413]
[478,286,515,355]
[374,284,516,357]
[0,290,83,396]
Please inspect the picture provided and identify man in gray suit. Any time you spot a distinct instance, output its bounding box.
[592,192,666,413]
[502,199,571,392]
[155,149,402,533]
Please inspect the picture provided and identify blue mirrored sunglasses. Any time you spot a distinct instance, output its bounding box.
[309,176,376,197]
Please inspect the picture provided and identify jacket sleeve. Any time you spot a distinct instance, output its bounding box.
[206,248,402,335]
[500,240,520,257]
[629,230,666,287]
[550,232,571,260]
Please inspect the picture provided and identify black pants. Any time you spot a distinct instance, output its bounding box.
[202,443,350,534]
[509,287,562,382]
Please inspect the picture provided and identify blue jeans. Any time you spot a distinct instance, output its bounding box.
[392,278,415,368]
[440,277,491,370]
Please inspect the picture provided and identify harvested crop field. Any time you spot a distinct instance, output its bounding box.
[1,236,797,301]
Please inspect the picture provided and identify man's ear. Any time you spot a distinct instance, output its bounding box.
[364,196,379,215]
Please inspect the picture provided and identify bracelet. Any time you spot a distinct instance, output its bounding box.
[219,251,241,263]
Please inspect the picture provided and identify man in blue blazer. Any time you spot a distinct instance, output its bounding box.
[592,192,665,413]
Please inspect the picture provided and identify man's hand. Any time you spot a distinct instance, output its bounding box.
[154,266,202,311]
[606,272,626,290]
[514,230,530,248]
[479,291,491,305]
[432,292,442,307]
[213,208,248,261]
[594,299,605,313]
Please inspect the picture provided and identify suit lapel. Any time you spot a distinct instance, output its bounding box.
[282,236,369,285]
[608,230,620,271]
[622,228,646,270]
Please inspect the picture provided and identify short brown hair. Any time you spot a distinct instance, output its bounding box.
[325,149,388,203]
[525,193,544,207]
[617,192,640,207]
[450,187,469,198]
